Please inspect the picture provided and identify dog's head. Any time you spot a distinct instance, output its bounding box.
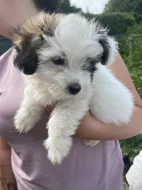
[13,12,118,98]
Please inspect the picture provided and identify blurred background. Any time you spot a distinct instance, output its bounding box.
[0,0,142,165]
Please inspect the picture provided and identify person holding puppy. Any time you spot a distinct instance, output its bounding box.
[0,0,142,190]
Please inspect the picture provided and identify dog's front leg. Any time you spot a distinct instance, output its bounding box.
[44,96,90,165]
[14,85,44,133]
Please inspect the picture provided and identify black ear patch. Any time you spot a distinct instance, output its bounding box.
[14,39,39,75]
[14,48,38,75]
[99,38,110,65]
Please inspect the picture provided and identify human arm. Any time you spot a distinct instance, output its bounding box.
[0,137,17,190]
[76,53,142,140]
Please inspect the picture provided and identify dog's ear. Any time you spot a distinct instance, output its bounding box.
[96,26,118,65]
[14,37,39,75]
[13,32,53,74]
[98,37,111,65]
[13,12,56,75]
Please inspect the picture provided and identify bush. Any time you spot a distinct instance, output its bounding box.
[118,24,142,160]
[96,12,135,36]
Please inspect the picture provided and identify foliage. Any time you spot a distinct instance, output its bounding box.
[119,24,142,160]
[104,0,142,15]
[89,0,142,160]
[84,12,135,35]
[120,136,142,161]
[59,0,82,14]
[95,12,135,36]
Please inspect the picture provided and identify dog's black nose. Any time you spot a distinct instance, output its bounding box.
[68,83,81,95]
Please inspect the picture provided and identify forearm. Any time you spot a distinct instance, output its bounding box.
[0,138,17,190]
[0,165,17,190]
[76,106,142,140]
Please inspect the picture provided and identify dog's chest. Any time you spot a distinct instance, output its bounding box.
[26,77,56,106]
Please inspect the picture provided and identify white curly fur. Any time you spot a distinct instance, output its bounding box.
[14,13,134,165]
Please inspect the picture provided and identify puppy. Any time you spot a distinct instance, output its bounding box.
[13,12,133,164]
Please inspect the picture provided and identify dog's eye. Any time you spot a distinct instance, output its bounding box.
[52,57,65,66]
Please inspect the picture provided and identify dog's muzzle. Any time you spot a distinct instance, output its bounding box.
[68,82,81,95]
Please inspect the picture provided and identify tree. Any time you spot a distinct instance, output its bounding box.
[104,0,142,15]
[59,0,82,14]
[84,12,135,36]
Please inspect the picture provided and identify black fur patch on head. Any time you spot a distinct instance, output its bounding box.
[14,48,38,75]
[14,36,39,75]
[82,58,98,82]
[14,34,45,75]
[99,38,110,65]
[88,58,98,81]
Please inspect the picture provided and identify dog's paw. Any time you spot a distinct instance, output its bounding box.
[84,140,100,147]
[14,113,35,133]
[44,137,72,165]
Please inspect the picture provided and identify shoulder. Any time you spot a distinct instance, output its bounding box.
[0,47,15,62]
[0,47,16,75]
[0,47,24,138]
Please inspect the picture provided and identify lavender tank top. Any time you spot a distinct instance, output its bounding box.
[0,48,124,190]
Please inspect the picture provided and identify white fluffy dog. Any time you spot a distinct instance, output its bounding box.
[13,12,133,164]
